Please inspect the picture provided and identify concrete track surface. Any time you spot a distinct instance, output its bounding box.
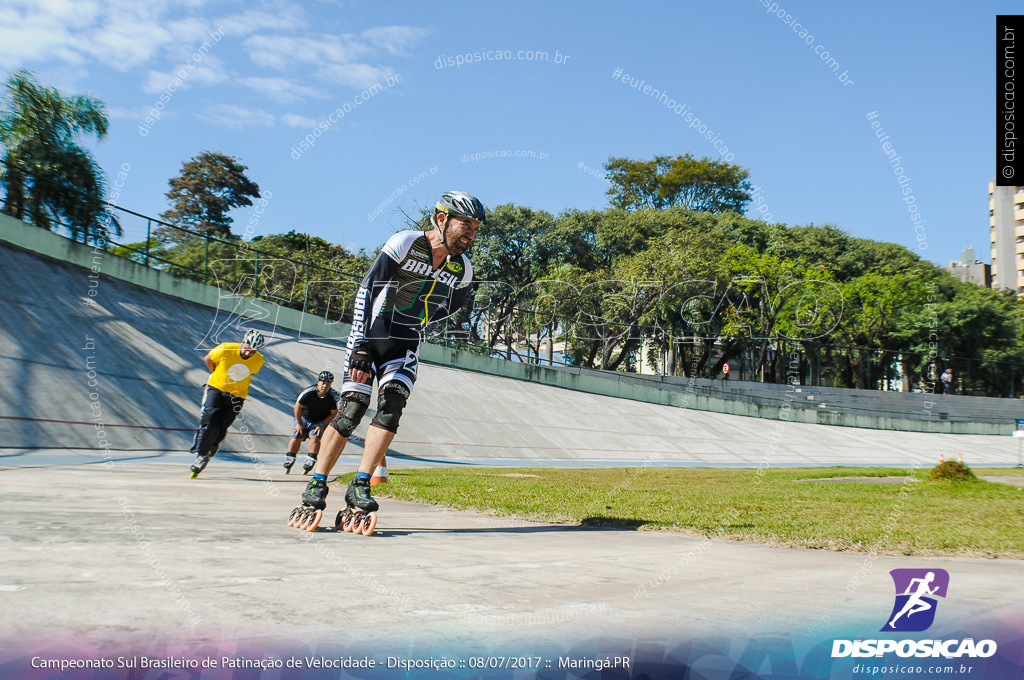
[1,240,1023,676]
[1,458,1022,657]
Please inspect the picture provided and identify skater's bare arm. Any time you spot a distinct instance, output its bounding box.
[293,401,303,433]
[323,405,339,428]
[203,352,216,373]
[322,408,338,430]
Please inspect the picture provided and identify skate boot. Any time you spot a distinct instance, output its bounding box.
[301,477,329,509]
[301,455,316,475]
[189,454,211,479]
[283,455,296,474]
[337,476,379,536]
[288,478,329,531]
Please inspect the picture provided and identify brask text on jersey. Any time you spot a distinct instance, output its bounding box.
[399,258,460,288]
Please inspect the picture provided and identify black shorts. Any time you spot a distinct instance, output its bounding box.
[341,336,420,398]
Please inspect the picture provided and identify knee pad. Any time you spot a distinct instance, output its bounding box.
[371,382,410,433]
[330,392,370,438]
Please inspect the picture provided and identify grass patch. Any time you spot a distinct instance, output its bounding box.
[366,466,1024,558]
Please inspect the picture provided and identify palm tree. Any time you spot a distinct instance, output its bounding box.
[0,69,119,245]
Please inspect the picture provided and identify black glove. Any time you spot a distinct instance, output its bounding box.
[348,343,373,374]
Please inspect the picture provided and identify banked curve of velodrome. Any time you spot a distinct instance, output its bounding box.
[0,240,1016,470]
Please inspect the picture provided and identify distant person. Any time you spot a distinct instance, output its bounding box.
[940,368,953,395]
[284,371,340,474]
[289,191,482,533]
[189,329,265,478]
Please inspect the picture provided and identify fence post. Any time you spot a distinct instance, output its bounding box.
[254,251,260,298]
[527,310,533,364]
[303,263,310,314]
[601,324,607,371]
[144,219,151,266]
[203,233,209,286]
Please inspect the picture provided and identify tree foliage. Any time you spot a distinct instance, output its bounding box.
[136,229,371,318]
[0,69,119,245]
[160,151,261,238]
[604,154,752,213]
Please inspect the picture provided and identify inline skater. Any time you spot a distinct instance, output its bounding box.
[289,191,483,533]
[189,329,265,478]
[284,371,340,474]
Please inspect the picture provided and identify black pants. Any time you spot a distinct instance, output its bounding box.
[190,385,245,456]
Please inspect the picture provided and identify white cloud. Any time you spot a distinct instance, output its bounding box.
[361,26,430,57]
[142,54,230,94]
[280,113,317,128]
[79,19,173,70]
[0,2,83,69]
[243,34,373,71]
[240,76,322,103]
[242,27,425,89]
[0,1,223,72]
[106,106,144,120]
[317,62,390,89]
[196,104,276,130]
[215,8,307,37]
[0,0,426,105]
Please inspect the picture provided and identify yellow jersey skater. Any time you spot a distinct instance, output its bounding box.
[189,329,265,478]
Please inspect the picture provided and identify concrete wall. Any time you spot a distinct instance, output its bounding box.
[2,212,1019,435]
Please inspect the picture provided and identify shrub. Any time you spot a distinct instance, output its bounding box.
[927,460,977,482]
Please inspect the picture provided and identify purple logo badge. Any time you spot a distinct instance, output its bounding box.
[881,569,949,632]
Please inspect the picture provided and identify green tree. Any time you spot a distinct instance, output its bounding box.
[0,69,118,245]
[899,280,1024,395]
[831,270,928,389]
[160,151,260,239]
[604,154,752,213]
[467,203,555,355]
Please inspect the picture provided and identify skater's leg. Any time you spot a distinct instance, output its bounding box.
[285,419,307,471]
[311,425,347,476]
[207,394,244,452]
[190,386,225,456]
[357,424,395,474]
[301,434,320,473]
[313,392,369,475]
[355,381,406,473]
[344,429,389,514]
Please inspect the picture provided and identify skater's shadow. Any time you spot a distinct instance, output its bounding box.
[580,516,648,530]
[311,524,642,536]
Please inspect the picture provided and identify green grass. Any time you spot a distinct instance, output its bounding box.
[361,466,1024,558]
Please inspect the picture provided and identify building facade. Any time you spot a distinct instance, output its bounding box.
[988,181,1024,294]
[945,246,991,288]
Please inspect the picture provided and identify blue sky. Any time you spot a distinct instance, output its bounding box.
[0,0,1013,264]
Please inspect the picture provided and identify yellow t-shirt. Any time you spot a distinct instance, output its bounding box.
[206,342,264,399]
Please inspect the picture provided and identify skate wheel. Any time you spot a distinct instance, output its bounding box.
[287,507,301,527]
[296,508,310,530]
[342,512,357,533]
[360,512,377,536]
[305,509,323,531]
[189,471,199,479]
[334,511,345,531]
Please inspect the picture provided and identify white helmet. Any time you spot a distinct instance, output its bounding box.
[242,329,265,350]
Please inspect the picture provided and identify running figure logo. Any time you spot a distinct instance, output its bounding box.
[881,568,950,632]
